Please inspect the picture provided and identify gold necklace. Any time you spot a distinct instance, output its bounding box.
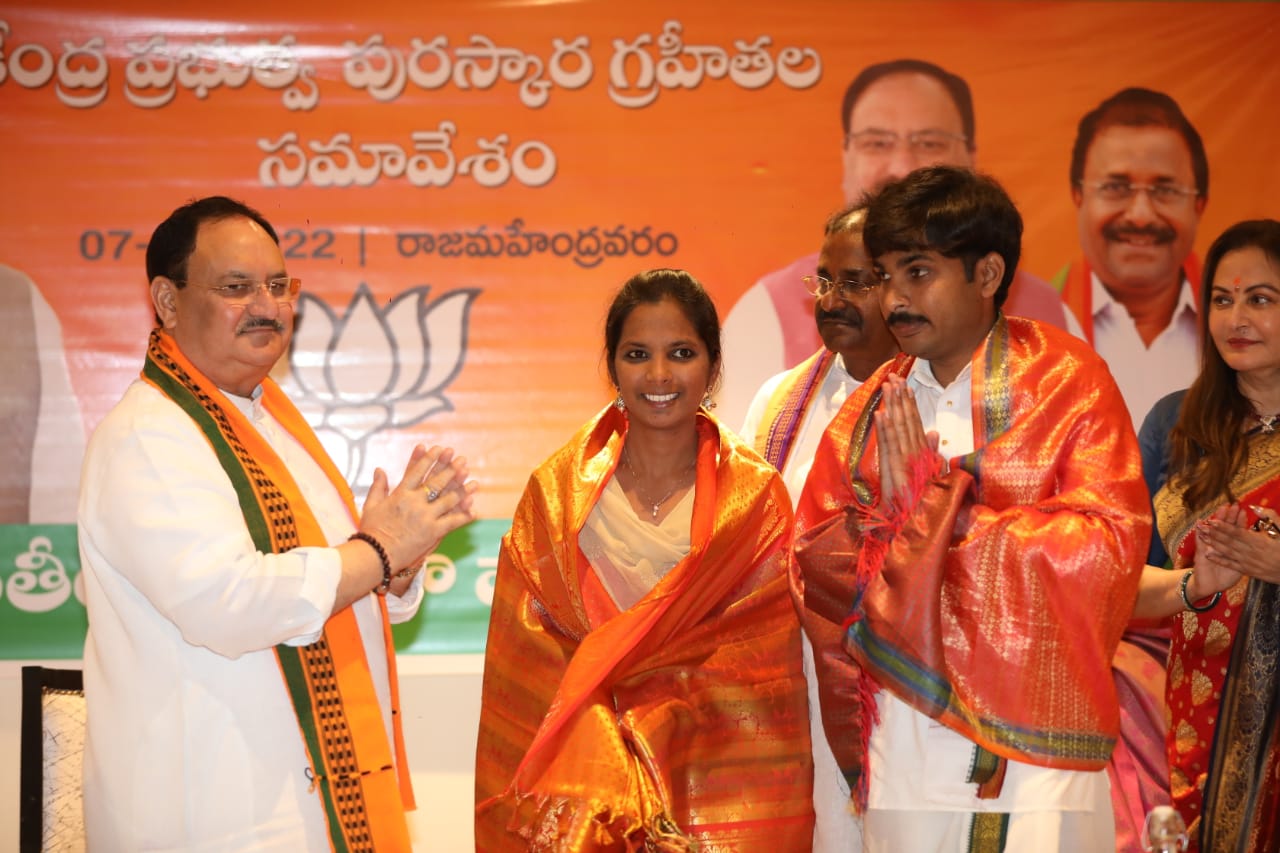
[622,447,695,520]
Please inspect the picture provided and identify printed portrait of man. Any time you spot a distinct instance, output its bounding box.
[1054,87,1208,428]
[718,58,1076,425]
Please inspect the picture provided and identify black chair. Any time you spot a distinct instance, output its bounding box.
[19,666,85,853]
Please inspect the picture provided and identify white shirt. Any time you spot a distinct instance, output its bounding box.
[741,356,860,504]
[865,357,1107,814]
[79,379,422,852]
[1090,272,1199,430]
[741,355,863,853]
[5,264,87,522]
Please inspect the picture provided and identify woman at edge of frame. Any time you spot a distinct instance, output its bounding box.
[1133,218,1280,853]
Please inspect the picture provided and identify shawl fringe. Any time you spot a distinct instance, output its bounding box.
[510,791,697,852]
[839,447,942,810]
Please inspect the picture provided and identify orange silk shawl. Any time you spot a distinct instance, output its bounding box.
[793,316,1150,807]
[474,406,814,851]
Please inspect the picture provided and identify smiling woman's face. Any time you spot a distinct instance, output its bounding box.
[612,297,714,436]
[1208,246,1280,380]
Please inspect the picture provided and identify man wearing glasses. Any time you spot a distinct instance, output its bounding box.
[718,58,1075,427]
[77,196,476,850]
[1057,87,1208,430]
[739,202,898,852]
[1054,87,1208,853]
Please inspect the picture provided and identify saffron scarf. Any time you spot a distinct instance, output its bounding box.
[1156,432,1280,852]
[754,348,836,470]
[1052,256,1202,346]
[793,316,1150,810]
[474,406,814,851]
[141,329,414,853]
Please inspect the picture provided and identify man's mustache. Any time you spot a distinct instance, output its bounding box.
[817,308,862,328]
[886,311,927,328]
[237,318,285,334]
[1104,222,1176,244]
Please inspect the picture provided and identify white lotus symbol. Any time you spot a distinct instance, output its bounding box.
[285,282,478,490]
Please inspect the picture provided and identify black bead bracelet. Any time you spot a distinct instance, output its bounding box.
[349,532,393,594]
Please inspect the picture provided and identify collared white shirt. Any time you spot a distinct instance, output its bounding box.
[865,357,1107,814]
[1090,273,1199,430]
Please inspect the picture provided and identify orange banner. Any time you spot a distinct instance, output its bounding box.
[2,1,1278,652]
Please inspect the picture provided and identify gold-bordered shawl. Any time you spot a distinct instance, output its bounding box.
[475,405,814,851]
[793,316,1150,808]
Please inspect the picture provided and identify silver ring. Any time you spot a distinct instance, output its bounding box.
[426,488,440,502]
[1251,516,1280,539]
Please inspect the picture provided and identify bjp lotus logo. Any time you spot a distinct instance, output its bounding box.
[284,282,478,490]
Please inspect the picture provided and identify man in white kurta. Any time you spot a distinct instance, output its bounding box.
[799,165,1143,851]
[860,356,1114,851]
[79,381,427,850]
[78,196,475,852]
[740,204,898,853]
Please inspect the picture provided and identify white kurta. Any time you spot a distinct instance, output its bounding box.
[579,476,693,611]
[741,356,862,505]
[78,379,423,852]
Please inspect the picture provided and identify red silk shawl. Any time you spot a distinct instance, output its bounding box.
[474,406,814,851]
[792,316,1150,807]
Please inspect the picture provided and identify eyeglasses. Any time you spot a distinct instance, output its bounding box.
[802,274,880,299]
[845,128,968,156]
[178,276,302,304]
[1079,180,1200,206]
